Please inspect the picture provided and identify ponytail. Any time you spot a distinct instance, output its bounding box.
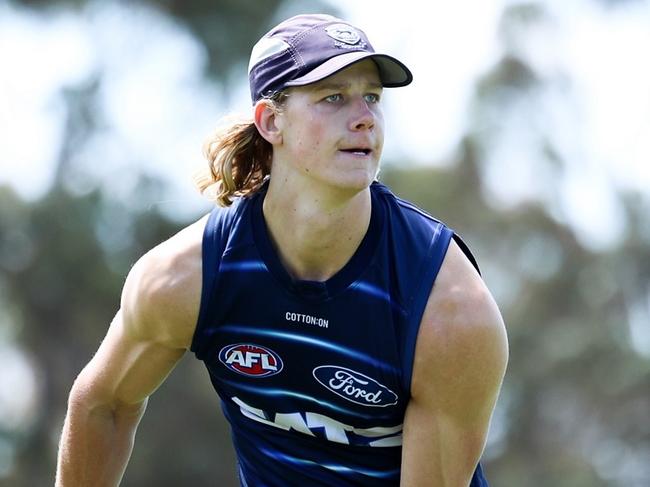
[195,93,289,206]
[195,118,272,206]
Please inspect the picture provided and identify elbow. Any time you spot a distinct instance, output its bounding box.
[67,372,146,423]
[67,373,100,414]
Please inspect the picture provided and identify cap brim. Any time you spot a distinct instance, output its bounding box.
[284,51,413,88]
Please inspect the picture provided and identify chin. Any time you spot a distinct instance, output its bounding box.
[328,172,376,194]
[310,161,379,195]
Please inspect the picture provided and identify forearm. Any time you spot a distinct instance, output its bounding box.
[56,391,147,487]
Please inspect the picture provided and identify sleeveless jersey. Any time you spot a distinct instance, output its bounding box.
[191,182,488,486]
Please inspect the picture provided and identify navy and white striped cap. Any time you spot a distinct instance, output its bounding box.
[248,14,413,103]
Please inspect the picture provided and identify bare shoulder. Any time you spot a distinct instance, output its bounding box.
[411,239,509,422]
[120,214,209,350]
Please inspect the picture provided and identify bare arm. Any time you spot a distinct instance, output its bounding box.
[55,218,205,486]
[400,240,509,487]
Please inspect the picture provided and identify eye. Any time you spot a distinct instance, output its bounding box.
[324,93,343,103]
[364,93,381,104]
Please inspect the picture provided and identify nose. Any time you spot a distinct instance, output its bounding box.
[349,97,375,131]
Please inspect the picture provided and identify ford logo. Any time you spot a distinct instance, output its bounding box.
[313,366,398,407]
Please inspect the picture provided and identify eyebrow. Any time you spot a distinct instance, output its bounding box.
[311,81,383,92]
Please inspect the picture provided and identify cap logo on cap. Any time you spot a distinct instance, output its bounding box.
[325,24,362,45]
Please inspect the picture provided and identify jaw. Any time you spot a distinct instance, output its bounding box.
[270,143,381,196]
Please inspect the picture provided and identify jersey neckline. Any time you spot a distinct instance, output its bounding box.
[251,183,384,302]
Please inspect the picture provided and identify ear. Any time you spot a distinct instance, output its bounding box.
[253,100,283,145]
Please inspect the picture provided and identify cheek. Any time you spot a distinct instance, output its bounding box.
[376,118,386,153]
[291,119,328,155]
[374,110,385,136]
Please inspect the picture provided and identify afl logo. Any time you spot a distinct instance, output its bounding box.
[219,344,283,378]
[313,366,398,407]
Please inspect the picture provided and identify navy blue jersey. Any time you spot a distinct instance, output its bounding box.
[191,182,488,486]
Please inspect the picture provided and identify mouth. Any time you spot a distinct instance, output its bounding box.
[339,148,372,156]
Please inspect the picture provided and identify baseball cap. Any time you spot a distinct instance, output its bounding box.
[248,14,413,103]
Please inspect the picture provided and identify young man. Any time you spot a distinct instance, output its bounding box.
[56,14,508,487]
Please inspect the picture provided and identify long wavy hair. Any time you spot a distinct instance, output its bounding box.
[195,93,287,206]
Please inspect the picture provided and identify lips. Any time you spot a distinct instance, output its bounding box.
[339,147,372,156]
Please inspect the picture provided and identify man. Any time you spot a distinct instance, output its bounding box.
[56,14,508,486]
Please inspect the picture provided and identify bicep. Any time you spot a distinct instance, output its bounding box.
[400,350,502,487]
[75,310,185,409]
[401,397,487,487]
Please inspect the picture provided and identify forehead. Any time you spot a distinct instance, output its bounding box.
[305,59,382,91]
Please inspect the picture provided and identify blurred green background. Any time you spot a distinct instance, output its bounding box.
[1,0,649,485]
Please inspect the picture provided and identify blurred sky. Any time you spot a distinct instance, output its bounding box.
[0,0,649,237]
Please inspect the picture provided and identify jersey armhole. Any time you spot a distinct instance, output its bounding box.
[452,232,481,275]
[190,208,227,357]
[401,224,454,395]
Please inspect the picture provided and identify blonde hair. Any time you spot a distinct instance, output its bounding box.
[195,94,287,206]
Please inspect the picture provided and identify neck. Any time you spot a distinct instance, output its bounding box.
[263,177,372,281]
